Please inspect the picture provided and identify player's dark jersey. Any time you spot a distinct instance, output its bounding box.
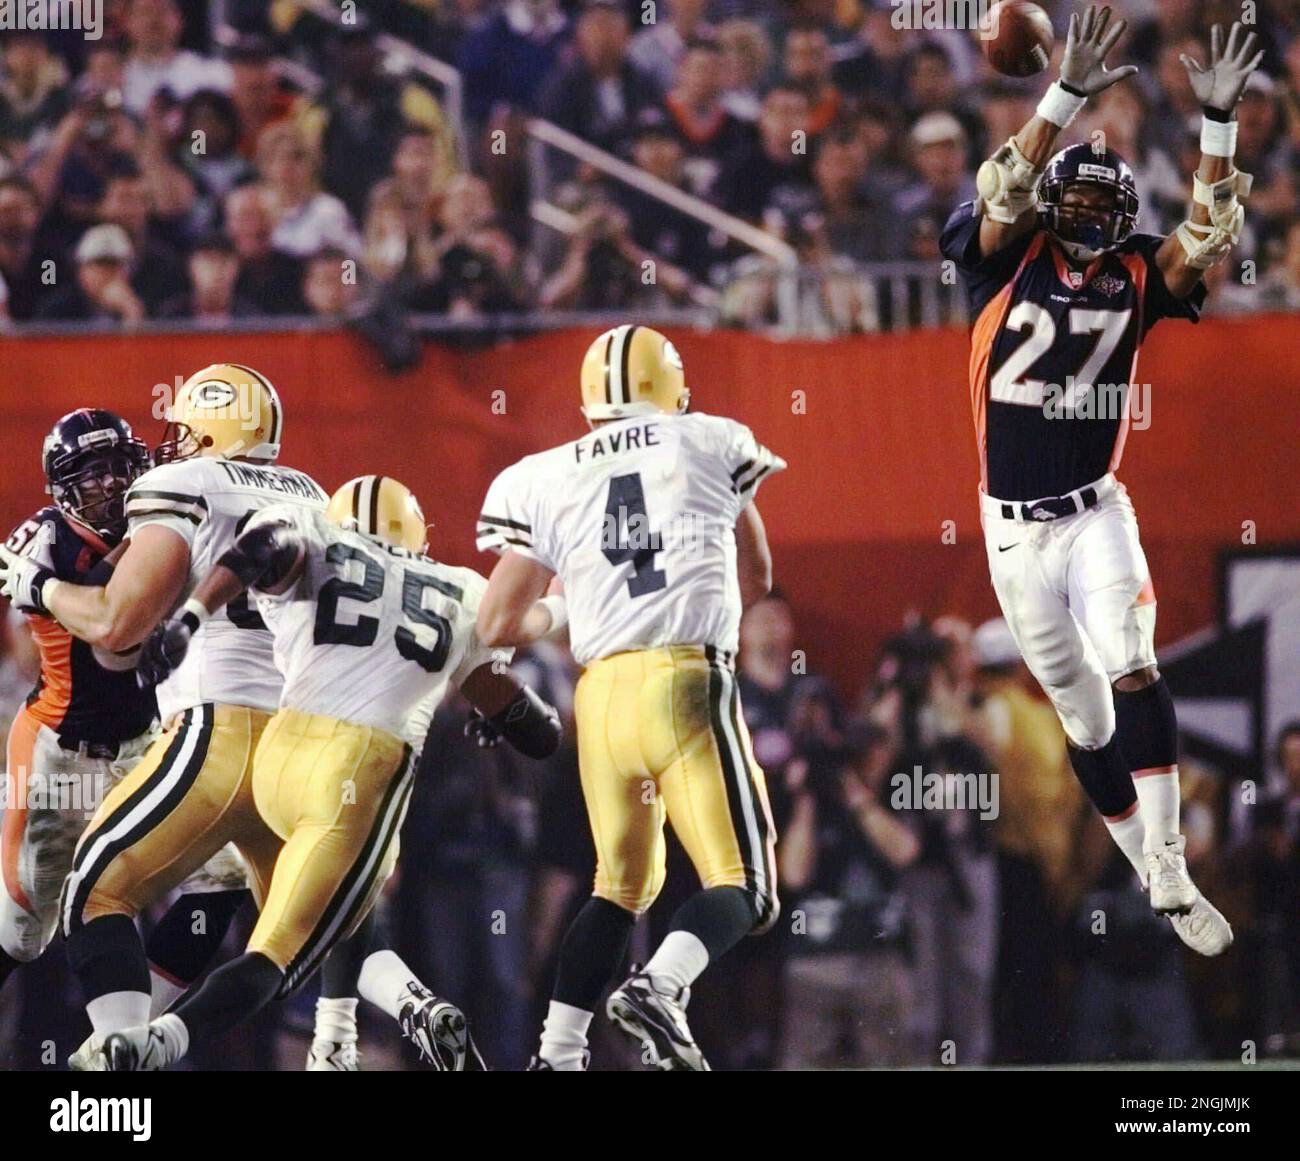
[941,202,1206,501]
[4,507,156,744]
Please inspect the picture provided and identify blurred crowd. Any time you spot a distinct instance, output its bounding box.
[3,593,1298,1070]
[2,0,1300,339]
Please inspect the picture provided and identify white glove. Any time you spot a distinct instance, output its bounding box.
[1181,23,1265,115]
[1059,4,1138,96]
[0,542,54,615]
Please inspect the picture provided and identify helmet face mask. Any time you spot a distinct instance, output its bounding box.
[43,410,150,541]
[1039,145,1139,262]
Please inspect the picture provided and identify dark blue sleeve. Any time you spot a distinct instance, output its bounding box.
[1123,233,1206,335]
[940,201,1035,317]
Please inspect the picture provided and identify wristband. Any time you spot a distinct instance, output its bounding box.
[180,597,211,632]
[538,594,568,636]
[1199,112,1237,157]
[1037,80,1087,129]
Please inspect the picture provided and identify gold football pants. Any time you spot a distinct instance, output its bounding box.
[245,707,413,995]
[63,704,281,937]
[574,645,778,929]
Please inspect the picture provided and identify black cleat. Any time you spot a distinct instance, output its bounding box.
[398,985,485,1071]
[606,968,709,1071]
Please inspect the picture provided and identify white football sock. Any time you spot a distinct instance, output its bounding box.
[1134,769,1181,853]
[1104,804,1149,886]
[149,968,186,1017]
[154,1012,190,1063]
[86,990,150,1037]
[645,930,709,997]
[538,1001,593,1070]
[357,949,427,1021]
[314,996,359,1044]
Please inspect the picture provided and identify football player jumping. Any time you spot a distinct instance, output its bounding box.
[97,475,561,1070]
[940,7,1262,955]
[476,325,785,1070]
[0,411,244,1001]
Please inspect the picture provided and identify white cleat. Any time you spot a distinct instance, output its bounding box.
[607,969,710,1072]
[307,1038,360,1071]
[1145,835,1198,915]
[68,1035,106,1071]
[1169,893,1234,957]
[104,1024,173,1071]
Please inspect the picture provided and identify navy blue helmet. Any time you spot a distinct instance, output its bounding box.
[1038,143,1139,261]
[42,409,150,541]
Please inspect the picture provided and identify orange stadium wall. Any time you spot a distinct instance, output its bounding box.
[2,317,1297,697]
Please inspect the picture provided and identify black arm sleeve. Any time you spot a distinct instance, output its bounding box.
[216,519,301,590]
[490,685,563,760]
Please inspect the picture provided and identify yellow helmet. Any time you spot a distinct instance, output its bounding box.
[326,475,428,554]
[580,325,690,422]
[157,363,283,463]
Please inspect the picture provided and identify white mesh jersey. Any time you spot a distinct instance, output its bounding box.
[125,456,328,719]
[247,506,506,749]
[477,411,785,667]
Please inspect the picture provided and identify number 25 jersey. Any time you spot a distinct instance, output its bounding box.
[248,506,505,749]
[940,202,1206,502]
[477,411,786,667]
[125,456,329,719]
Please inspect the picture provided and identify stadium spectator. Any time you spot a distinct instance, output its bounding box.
[713,83,814,224]
[716,18,772,123]
[256,122,361,259]
[901,41,983,163]
[832,1,909,102]
[808,124,888,262]
[362,127,445,290]
[1145,35,1204,147]
[780,25,844,137]
[778,722,918,1069]
[614,109,726,284]
[458,0,570,129]
[537,0,660,157]
[1127,0,1201,69]
[889,112,975,261]
[628,0,713,96]
[222,183,305,315]
[177,89,256,233]
[160,232,251,322]
[0,31,69,164]
[301,247,361,319]
[305,21,455,222]
[663,38,750,197]
[34,223,145,323]
[966,617,1083,1063]
[97,166,189,314]
[0,177,52,321]
[899,734,1000,1066]
[225,35,298,161]
[1234,73,1297,239]
[1259,219,1300,310]
[120,0,233,117]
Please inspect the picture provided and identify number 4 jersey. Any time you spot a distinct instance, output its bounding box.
[477,411,786,667]
[245,506,507,750]
[940,202,1206,502]
[125,456,329,720]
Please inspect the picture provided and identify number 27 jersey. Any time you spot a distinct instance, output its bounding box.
[477,411,785,667]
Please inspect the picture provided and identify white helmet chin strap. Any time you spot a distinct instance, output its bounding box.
[1058,236,1107,262]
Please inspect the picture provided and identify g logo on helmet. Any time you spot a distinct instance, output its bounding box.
[662,340,683,370]
[191,380,239,410]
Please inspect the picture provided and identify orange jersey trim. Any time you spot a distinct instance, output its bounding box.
[25,614,73,730]
[3,708,41,915]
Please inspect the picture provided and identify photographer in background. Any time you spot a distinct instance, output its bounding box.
[778,722,918,1068]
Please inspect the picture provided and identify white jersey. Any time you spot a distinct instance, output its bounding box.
[125,457,328,719]
[477,411,785,667]
[247,506,505,749]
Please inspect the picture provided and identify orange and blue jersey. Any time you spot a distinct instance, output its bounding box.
[941,202,1205,502]
[4,506,156,745]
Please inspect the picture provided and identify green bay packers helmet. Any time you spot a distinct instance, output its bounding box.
[326,475,428,554]
[156,363,283,464]
[580,325,690,422]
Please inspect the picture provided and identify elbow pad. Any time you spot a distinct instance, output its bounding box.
[217,520,298,589]
[976,138,1042,224]
[492,685,562,760]
[1176,168,1252,269]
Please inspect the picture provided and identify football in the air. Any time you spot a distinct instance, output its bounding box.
[981,0,1055,77]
